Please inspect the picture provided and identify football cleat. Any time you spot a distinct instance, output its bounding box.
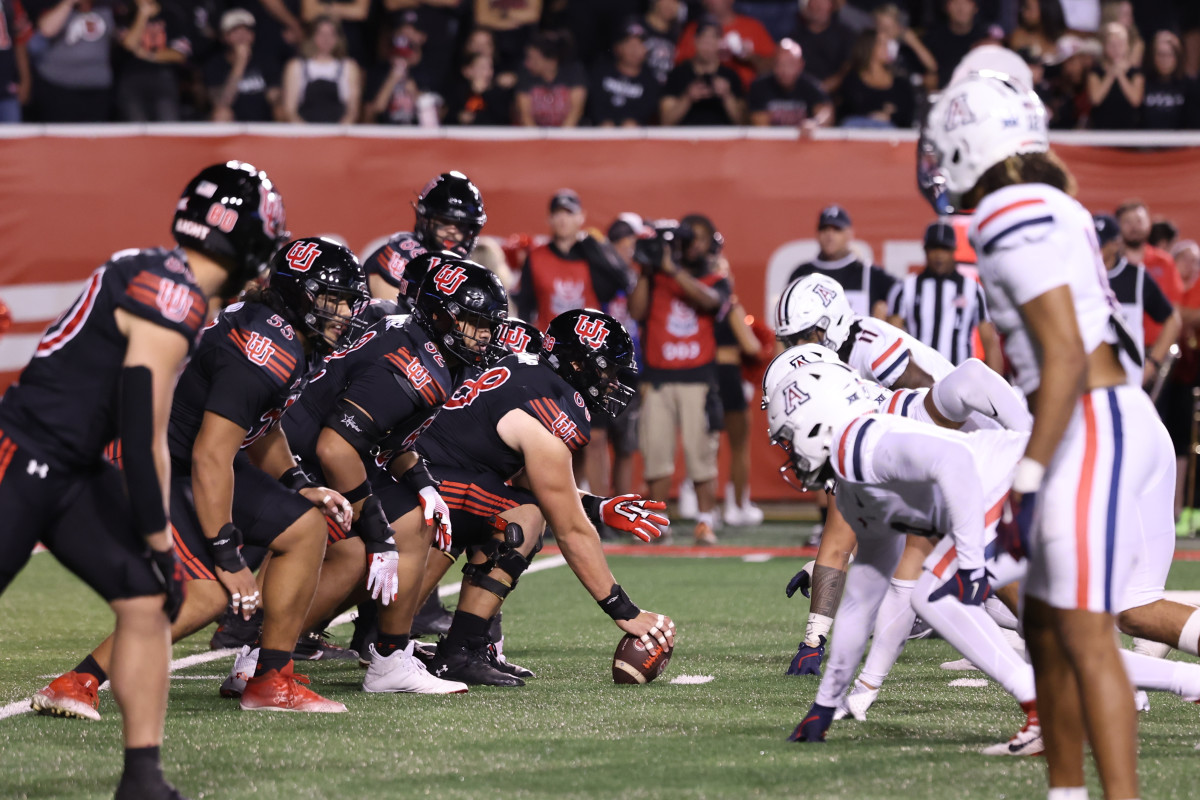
[427,639,524,687]
[411,593,454,637]
[220,645,258,699]
[31,671,101,721]
[240,662,346,713]
[907,616,935,640]
[292,629,357,661]
[833,678,879,721]
[980,717,1044,756]
[350,605,378,668]
[487,639,535,680]
[113,772,189,800]
[363,642,469,694]
[786,636,826,676]
[940,657,980,671]
[208,605,262,650]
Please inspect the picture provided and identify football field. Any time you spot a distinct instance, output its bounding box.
[3,527,1199,800]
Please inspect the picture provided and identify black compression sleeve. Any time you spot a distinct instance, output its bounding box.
[120,366,168,538]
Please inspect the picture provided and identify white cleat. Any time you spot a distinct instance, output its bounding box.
[981,721,1044,756]
[220,645,259,699]
[834,678,880,721]
[940,657,980,671]
[362,642,469,694]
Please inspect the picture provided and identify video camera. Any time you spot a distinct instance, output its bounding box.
[632,220,681,272]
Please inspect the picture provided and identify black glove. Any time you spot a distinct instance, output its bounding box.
[357,495,396,555]
[785,567,811,599]
[147,547,186,623]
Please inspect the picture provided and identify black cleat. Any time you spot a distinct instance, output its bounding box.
[412,593,453,637]
[114,774,188,800]
[429,638,524,687]
[488,645,535,680]
[350,603,378,667]
[412,639,438,666]
[293,629,358,661]
[208,606,262,651]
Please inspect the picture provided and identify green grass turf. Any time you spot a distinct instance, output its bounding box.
[2,547,1199,799]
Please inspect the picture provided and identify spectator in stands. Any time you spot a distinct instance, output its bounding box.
[838,26,915,128]
[443,50,512,125]
[115,0,190,122]
[788,204,895,319]
[890,220,1005,372]
[661,16,745,125]
[1008,0,1067,63]
[514,30,586,127]
[205,9,281,122]
[0,0,31,122]
[629,214,732,545]
[785,0,854,93]
[363,19,422,124]
[462,26,517,91]
[1043,33,1096,128]
[735,0,797,42]
[1117,198,1183,349]
[301,0,368,65]
[1087,20,1144,128]
[29,0,118,121]
[747,38,833,127]
[1142,30,1194,130]
[588,19,660,127]
[643,0,681,85]
[674,0,776,91]
[472,0,540,84]
[1100,0,1142,66]
[922,0,997,89]
[1150,218,1179,251]
[384,3,459,96]
[281,16,361,123]
[873,3,937,91]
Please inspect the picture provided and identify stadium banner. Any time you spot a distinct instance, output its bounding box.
[1,132,1196,499]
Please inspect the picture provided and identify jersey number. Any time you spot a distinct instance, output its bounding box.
[444,366,510,410]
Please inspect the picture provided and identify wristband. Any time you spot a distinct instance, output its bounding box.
[208,523,248,573]
[581,494,602,526]
[599,583,641,621]
[400,458,438,493]
[280,465,316,492]
[1012,457,1045,495]
[343,480,372,504]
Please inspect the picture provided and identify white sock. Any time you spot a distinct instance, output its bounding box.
[1179,608,1200,656]
[696,511,715,528]
[1133,637,1172,659]
[1122,649,1200,700]
[1047,789,1089,800]
[805,613,834,647]
[859,579,917,687]
[914,571,1036,703]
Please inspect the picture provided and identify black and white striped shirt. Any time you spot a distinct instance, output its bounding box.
[1107,255,1174,359]
[889,268,989,366]
[788,254,896,318]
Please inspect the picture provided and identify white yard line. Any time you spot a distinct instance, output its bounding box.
[2,555,569,722]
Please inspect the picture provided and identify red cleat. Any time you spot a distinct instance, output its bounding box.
[31,671,101,721]
[239,662,346,713]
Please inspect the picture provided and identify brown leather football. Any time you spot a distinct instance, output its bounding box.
[612,633,672,684]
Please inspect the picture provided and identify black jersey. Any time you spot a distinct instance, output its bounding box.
[788,254,896,319]
[283,315,458,479]
[417,352,592,482]
[364,231,426,292]
[0,248,207,471]
[168,300,310,471]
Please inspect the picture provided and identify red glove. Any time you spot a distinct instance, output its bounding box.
[599,494,669,542]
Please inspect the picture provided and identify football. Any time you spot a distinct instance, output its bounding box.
[612,633,672,684]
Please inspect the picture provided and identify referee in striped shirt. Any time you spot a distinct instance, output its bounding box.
[888,221,1004,371]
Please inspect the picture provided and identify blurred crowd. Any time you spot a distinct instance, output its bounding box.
[2,0,1199,128]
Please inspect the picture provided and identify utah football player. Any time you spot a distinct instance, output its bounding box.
[0,161,283,800]
[33,237,367,718]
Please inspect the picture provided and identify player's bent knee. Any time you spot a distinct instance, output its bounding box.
[1115,607,1153,638]
[272,508,330,554]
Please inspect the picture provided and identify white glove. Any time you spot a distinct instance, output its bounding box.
[366,545,399,605]
[418,485,453,552]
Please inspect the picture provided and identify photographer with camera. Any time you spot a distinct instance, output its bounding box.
[628,215,732,545]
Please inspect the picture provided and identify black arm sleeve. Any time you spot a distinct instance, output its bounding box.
[120,366,168,538]
[1143,272,1175,324]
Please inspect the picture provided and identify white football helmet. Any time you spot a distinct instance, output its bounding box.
[950,45,1034,92]
[760,344,844,409]
[766,361,879,491]
[774,274,855,351]
[918,72,1049,215]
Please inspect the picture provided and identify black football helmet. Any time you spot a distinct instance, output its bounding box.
[267,237,369,354]
[543,309,637,419]
[397,249,460,312]
[413,172,487,256]
[494,317,544,357]
[173,161,288,297]
[412,258,508,367]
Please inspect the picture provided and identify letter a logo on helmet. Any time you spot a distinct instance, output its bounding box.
[943,94,977,131]
[432,265,468,294]
[783,381,811,414]
[574,314,610,350]
[811,283,837,307]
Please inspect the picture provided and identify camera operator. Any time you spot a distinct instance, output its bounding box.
[629,214,732,545]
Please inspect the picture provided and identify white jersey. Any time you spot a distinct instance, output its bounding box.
[842,316,953,388]
[829,413,1028,572]
[969,183,1126,395]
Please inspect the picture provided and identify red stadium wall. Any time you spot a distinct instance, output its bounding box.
[0,133,1196,499]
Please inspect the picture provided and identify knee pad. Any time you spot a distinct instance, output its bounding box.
[461,544,530,600]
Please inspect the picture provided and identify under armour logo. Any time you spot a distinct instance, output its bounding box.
[27,460,48,479]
